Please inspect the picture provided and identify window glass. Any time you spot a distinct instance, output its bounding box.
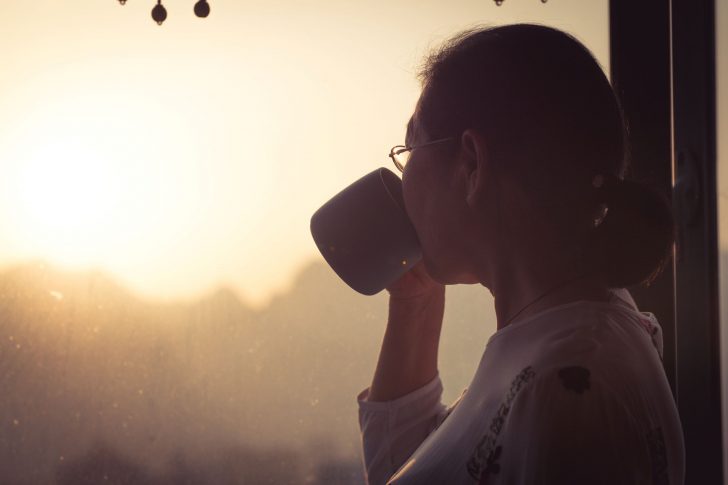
[717,1,728,482]
[0,1,608,482]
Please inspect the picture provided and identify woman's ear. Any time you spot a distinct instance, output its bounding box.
[460,129,488,208]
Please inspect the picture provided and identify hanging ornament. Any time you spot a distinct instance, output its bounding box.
[152,0,167,25]
[118,0,127,5]
[194,0,210,18]
[493,0,548,5]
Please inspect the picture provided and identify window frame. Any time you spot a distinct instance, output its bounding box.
[610,0,722,482]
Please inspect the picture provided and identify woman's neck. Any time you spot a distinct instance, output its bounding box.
[490,263,610,331]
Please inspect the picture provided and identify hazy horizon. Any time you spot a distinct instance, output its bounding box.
[0,251,494,483]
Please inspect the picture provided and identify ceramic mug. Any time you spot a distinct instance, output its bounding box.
[310,168,422,295]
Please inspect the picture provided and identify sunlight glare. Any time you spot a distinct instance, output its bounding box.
[18,135,119,236]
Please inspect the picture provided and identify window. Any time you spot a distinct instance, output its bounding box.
[0,2,608,483]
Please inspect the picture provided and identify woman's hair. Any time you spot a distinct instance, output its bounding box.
[416,24,675,288]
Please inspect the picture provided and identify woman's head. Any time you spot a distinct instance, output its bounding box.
[402,24,674,289]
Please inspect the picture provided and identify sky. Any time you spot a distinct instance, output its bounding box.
[0,0,608,307]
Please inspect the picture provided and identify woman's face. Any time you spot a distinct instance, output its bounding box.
[400,113,484,285]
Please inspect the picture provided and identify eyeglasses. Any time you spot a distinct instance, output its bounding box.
[388,137,456,173]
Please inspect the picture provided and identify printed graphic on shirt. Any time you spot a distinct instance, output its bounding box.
[466,366,536,483]
[557,365,591,394]
[647,426,669,485]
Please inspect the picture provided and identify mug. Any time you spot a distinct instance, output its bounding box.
[310,168,422,295]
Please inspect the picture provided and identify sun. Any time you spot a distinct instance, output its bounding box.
[15,132,123,266]
[19,136,116,231]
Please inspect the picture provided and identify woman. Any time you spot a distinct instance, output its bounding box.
[357,24,685,484]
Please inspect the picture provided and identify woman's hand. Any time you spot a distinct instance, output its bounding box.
[386,260,445,301]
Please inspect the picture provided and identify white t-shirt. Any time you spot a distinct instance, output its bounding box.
[358,288,685,485]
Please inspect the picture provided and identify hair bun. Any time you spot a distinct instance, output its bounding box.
[588,178,675,288]
[592,173,625,194]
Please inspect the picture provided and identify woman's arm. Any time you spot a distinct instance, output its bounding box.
[359,262,447,484]
[367,262,446,402]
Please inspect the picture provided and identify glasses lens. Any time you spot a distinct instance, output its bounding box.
[392,148,409,171]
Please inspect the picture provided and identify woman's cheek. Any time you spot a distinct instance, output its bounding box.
[401,170,420,226]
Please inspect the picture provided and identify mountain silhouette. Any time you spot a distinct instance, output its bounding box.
[0,259,495,483]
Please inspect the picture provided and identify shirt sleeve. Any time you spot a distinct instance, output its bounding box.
[469,365,656,485]
[357,374,449,485]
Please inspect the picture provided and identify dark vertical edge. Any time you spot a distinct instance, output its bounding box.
[609,1,677,396]
[671,0,722,483]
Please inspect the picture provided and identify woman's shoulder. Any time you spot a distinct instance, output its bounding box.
[492,288,663,356]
